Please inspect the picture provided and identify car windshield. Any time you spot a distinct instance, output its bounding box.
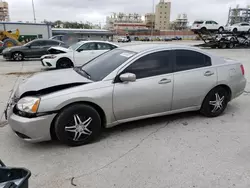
[81,49,136,81]
[69,42,82,50]
[23,40,34,47]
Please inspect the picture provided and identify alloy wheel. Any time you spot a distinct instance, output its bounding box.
[65,114,93,141]
[209,93,225,113]
[13,53,23,61]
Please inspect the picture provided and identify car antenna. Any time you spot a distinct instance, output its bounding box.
[0,61,24,127]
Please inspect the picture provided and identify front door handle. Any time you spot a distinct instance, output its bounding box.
[204,71,214,76]
[159,78,171,84]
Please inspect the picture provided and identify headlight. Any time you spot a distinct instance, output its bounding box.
[16,97,40,114]
[44,55,57,59]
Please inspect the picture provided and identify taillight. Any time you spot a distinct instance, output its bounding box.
[240,64,245,75]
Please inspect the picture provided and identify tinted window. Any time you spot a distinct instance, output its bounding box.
[82,49,136,81]
[175,50,211,72]
[97,43,114,50]
[30,40,43,46]
[241,23,249,26]
[213,21,218,24]
[205,21,212,24]
[45,40,60,46]
[194,21,204,24]
[123,51,172,79]
[78,43,96,51]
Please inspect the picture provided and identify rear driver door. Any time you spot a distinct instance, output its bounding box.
[172,49,217,110]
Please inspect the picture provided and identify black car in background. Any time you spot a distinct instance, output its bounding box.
[2,39,66,61]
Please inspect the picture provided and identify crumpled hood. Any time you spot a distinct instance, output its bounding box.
[16,68,92,97]
[47,46,72,53]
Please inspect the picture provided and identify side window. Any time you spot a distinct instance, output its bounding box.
[123,51,173,79]
[30,41,42,46]
[77,43,96,51]
[205,21,212,24]
[175,50,211,72]
[213,21,218,24]
[46,40,60,46]
[97,43,113,50]
[241,23,249,26]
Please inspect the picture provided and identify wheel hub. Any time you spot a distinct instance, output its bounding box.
[65,114,93,141]
[209,93,225,113]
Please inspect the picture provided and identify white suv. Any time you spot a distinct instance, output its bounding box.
[226,22,250,33]
[191,20,224,33]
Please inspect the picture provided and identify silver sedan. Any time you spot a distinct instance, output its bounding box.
[6,44,246,146]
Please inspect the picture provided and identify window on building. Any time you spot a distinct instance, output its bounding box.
[160,16,162,18]
[160,12,162,14]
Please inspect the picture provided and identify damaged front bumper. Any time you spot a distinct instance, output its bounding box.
[5,96,56,143]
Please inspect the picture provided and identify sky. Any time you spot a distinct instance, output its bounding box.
[7,0,250,26]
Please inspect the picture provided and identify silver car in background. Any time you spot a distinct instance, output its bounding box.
[6,44,246,146]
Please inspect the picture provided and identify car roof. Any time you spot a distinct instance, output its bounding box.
[32,39,63,43]
[77,40,117,46]
[118,43,200,53]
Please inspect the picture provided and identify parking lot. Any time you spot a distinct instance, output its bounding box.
[1,41,250,188]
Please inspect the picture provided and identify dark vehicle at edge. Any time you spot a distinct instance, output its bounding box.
[2,39,66,61]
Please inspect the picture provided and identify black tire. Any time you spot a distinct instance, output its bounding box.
[3,38,18,48]
[54,104,102,146]
[200,27,207,33]
[233,28,237,33]
[248,29,250,34]
[220,43,227,49]
[228,42,235,49]
[218,27,224,33]
[200,86,229,117]
[12,52,24,61]
[56,58,73,69]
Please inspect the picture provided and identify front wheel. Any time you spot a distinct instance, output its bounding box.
[218,27,224,33]
[56,58,73,69]
[54,104,102,146]
[200,87,229,117]
[12,52,24,61]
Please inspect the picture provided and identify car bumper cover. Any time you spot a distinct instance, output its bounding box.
[8,111,56,143]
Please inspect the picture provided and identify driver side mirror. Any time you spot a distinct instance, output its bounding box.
[119,73,136,82]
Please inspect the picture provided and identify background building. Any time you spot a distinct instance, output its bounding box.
[155,0,171,30]
[227,5,250,25]
[145,13,155,29]
[170,13,188,30]
[0,1,9,21]
[105,12,143,30]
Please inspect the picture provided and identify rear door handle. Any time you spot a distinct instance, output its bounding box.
[159,78,171,84]
[204,71,214,76]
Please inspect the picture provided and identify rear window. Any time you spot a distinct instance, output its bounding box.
[175,50,212,72]
[193,21,204,24]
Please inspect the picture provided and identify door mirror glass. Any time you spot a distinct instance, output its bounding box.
[119,73,136,82]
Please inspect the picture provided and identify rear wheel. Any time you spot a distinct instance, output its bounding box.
[56,58,73,69]
[220,43,227,49]
[218,27,224,33]
[232,28,237,33]
[54,104,102,146]
[200,87,229,117]
[200,27,207,33]
[228,42,235,49]
[12,52,24,61]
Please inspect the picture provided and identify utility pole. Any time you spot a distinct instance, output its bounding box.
[151,0,155,36]
[32,0,36,23]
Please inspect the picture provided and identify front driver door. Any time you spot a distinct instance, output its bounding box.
[73,42,97,66]
[25,40,44,58]
[113,50,174,121]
